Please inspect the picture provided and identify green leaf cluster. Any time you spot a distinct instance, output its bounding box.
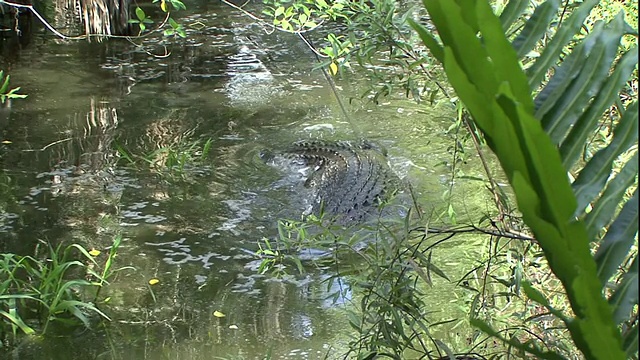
[262,0,438,102]
[263,0,340,32]
[0,237,128,345]
[411,0,637,359]
[128,7,154,33]
[128,0,187,37]
[165,17,186,38]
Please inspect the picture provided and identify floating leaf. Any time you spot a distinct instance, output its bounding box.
[148,278,160,285]
[89,249,101,257]
[213,310,226,318]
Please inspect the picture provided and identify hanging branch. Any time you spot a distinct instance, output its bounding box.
[0,0,172,41]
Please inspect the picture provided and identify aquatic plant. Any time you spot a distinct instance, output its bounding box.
[0,236,127,346]
[0,70,27,104]
[255,204,456,358]
[114,138,213,179]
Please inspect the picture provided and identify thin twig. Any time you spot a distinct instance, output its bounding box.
[301,34,356,134]
[461,112,511,230]
[297,32,329,58]
[21,137,73,152]
[413,224,535,242]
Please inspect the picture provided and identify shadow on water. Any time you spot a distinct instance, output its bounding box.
[0,1,494,359]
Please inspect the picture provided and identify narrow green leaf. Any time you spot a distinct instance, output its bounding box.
[594,189,638,283]
[497,91,576,223]
[498,0,529,32]
[522,281,550,306]
[572,102,638,212]
[542,15,629,144]
[527,0,599,89]
[477,0,534,111]
[69,243,99,265]
[534,41,588,115]
[407,19,443,63]
[425,261,449,282]
[512,0,559,58]
[584,153,638,240]
[433,339,456,360]
[455,0,480,32]
[0,74,10,94]
[470,318,565,359]
[66,303,91,328]
[114,143,135,164]
[441,47,494,134]
[572,273,627,359]
[560,49,639,169]
[607,255,638,324]
[0,294,39,301]
[438,1,498,96]
[0,310,35,335]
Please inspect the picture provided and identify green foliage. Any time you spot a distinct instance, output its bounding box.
[92,235,133,300]
[262,0,340,32]
[412,0,637,359]
[114,138,213,179]
[128,7,154,34]
[0,236,127,346]
[128,0,187,37]
[342,221,444,359]
[262,0,440,103]
[155,0,186,12]
[249,0,638,357]
[164,17,186,38]
[0,71,27,104]
[255,212,341,277]
[255,208,465,358]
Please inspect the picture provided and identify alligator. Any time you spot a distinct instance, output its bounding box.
[262,140,400,224]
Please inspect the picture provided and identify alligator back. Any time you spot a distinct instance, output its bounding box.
[264,140,400,224]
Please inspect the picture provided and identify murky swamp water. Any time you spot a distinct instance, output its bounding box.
[0,2,497,359]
